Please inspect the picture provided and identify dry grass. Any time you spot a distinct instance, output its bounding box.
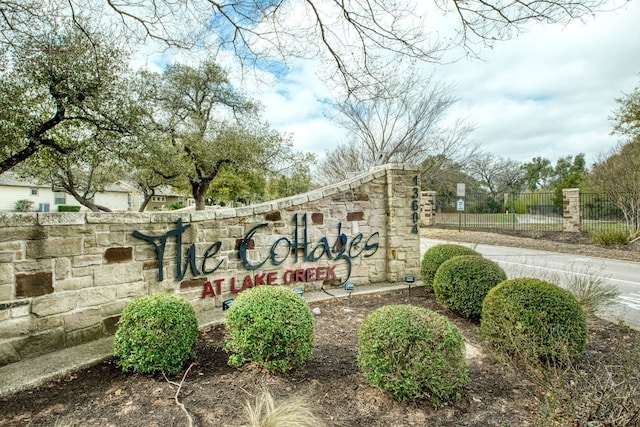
[240,389,326,427]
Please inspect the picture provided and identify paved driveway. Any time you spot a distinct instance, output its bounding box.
[421,238,640,330]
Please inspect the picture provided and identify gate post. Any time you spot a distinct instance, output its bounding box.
[420,191,436,226]
[562,188,581,232]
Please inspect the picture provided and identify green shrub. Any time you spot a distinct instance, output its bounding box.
[589,230,629,246]
[15,199,33,212]
[113,293,198,375]
[420,244,481,292]
[358,305,468,406]
[58,205,81,212]
[433,255,507,320]
[224,286,314,373]
[481,278,587,365]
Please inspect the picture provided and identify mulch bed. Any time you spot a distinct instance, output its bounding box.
[2,285,638,427]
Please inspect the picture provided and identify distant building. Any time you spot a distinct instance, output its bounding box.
[0,173,133,212]
[116,181,195,212]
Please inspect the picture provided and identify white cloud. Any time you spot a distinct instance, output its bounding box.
[260,0,640,166]
[258,61,349,158]
[128,0,640,168]
[426,0,640,164]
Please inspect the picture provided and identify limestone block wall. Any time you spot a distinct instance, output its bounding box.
[0,164,421,366]
[420,191,436,226]
[562,188,581,232]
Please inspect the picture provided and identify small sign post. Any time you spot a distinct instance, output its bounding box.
[457,199,465,232]
[456,183,465,232]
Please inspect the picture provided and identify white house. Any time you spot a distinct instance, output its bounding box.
[0,173,134,212]
[116,181,196,212]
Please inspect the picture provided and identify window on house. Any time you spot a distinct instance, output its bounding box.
[54,192,66,205]
[30,188,39,196]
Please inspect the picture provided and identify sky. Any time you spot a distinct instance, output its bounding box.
[256,0,640,166]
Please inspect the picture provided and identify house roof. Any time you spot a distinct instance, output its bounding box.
[115,180,191,198]
[0,172,130,193]
[0,172,46,188]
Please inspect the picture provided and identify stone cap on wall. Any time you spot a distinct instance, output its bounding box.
[0,163,415,228]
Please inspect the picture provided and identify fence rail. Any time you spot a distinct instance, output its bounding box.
[579,192,634,234]
[433,191,636,234]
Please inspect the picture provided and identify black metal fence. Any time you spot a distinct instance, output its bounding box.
[434,191,636,234]
[579,192,633,234]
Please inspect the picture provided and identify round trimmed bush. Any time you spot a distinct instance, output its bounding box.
[433,255,507,320]
[420,244,481,292]
[481,278,587,365]
[358,305,468,406]
[113,293,198,375]
[224,286,314,373]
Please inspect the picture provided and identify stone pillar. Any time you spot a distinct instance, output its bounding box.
[384,165,421,283]
[420,191,436,226]
[562,188,580,232]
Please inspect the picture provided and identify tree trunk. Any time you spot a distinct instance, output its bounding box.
[63,187,112,212]
[138,189,155,212]
[192,179,211,211]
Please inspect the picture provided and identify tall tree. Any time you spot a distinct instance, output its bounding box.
[19,133,128,212]
[139,59,312,210]
[611,79,640,139]
[0,22,139,176]
[550,154,587,208]
[0,0,609,94]
[206,164,266,206]
[589,140,640,234]
[420,155,479,197]
[139,59,254,210]
[522,156,554,191]
[265,168,313,200]
[316,74,477,184]
[467,154,525,197]
[589,78,640,234]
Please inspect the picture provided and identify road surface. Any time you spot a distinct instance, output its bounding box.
[421,239,640,330]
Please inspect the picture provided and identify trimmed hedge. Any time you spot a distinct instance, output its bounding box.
[481,278,587,365]
[358,305,469,406]
[433,255,507,320]
[113,293,199,375]
[58,205,81,212]
[224,286,314,373]
[420,244,481,292]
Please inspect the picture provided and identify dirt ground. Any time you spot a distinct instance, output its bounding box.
[423,227,640,263]
[1,228,639,427]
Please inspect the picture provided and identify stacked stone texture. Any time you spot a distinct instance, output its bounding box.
[0,164,420,366]
[562,188,581,232]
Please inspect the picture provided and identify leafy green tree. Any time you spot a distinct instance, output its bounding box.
[265,168,313,200]
[0,22,140,176]
[20,141,127,212]
[207,164,265,205]
[611,79,640,139]
[522,156,554,191]
[139,59,312,210]
[551,154,587,209]
[138,59,255,210]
